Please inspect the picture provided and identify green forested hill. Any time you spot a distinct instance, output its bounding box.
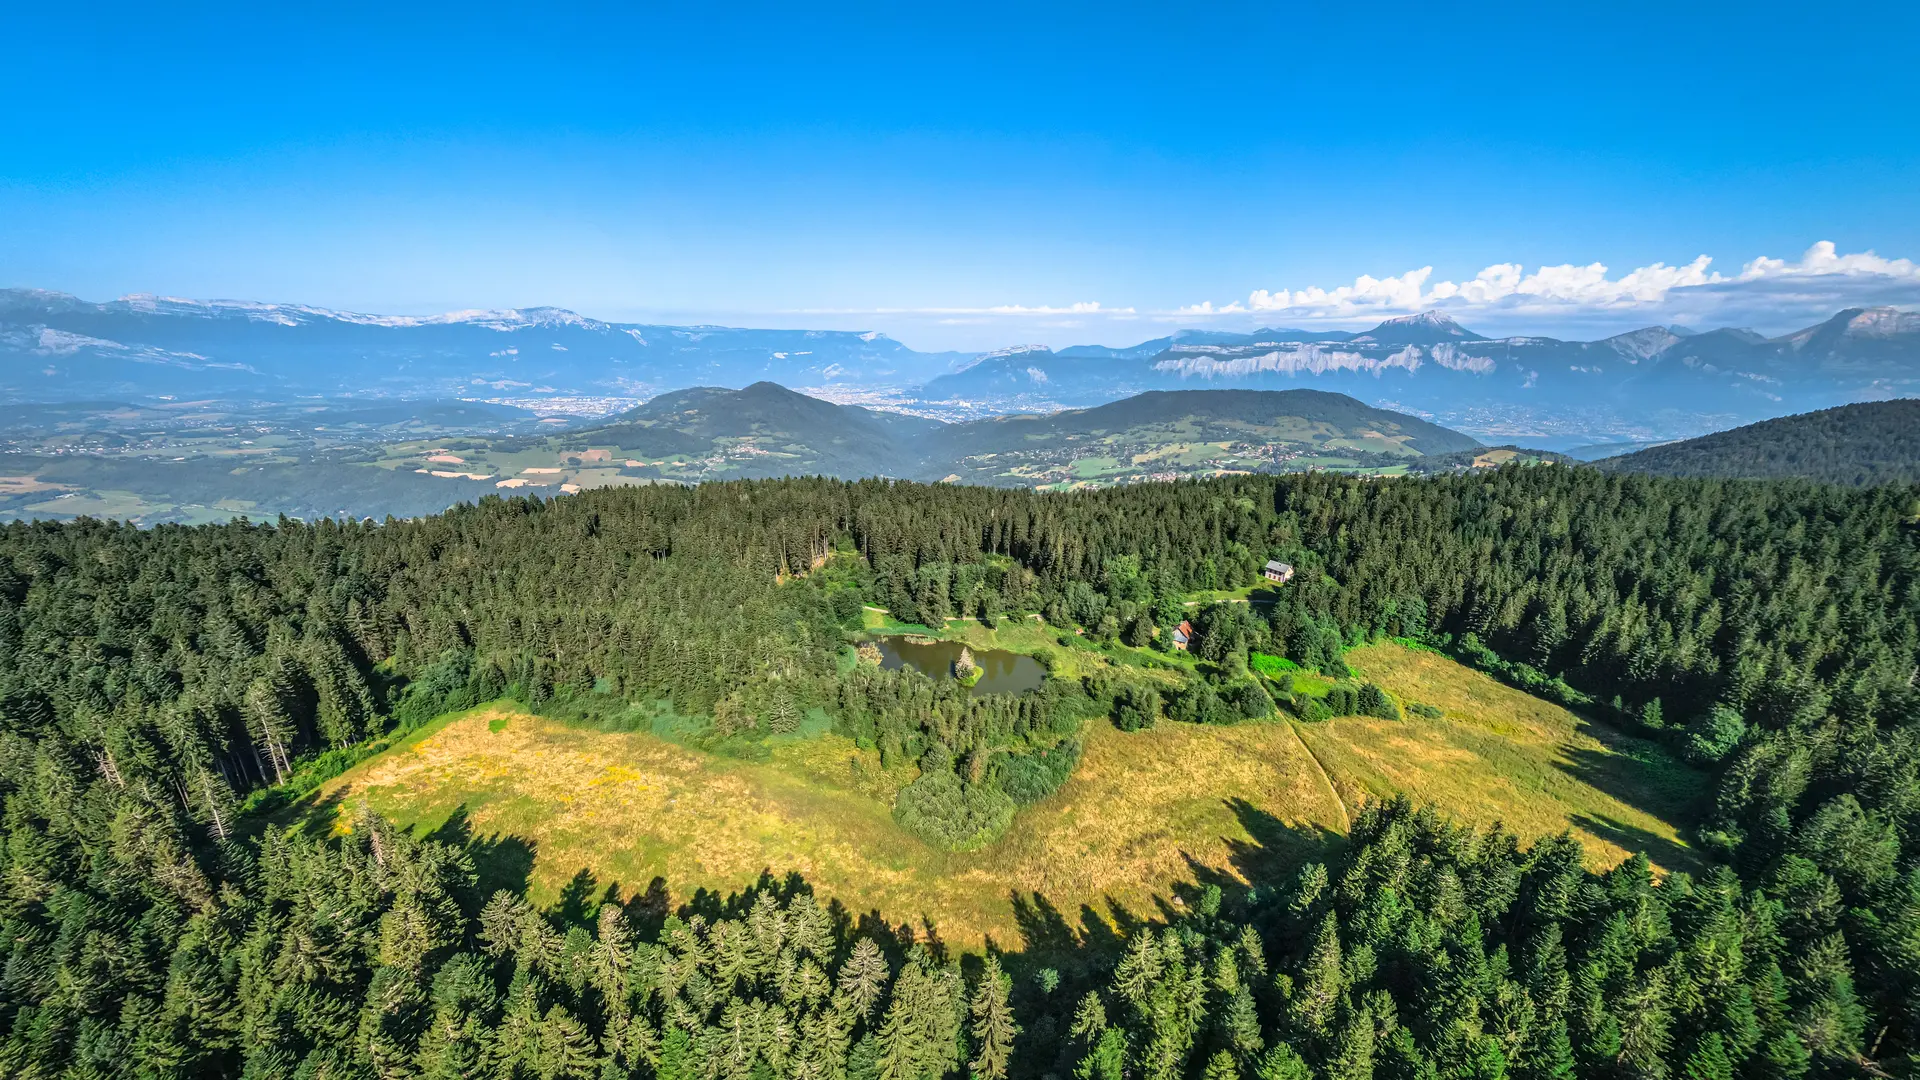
[374,385,1490,493]
[923,388,1481,485]
[583,384,1483,485]
[574,381,946,478]
[1602,399,1920,484]
[1,469,1916,1077]
[0,386,1492,521]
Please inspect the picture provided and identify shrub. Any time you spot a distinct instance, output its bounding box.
[1170,679,1242,725]
[894,770,1017,850]
[1357,682,1401,720]
[828,588,864,627]
[1325,684,1360,717]
[1292,694,1334,722]
[1408,702,1444,720]
[996,738,1082,804]
[1640,697,1665,730]
[1225,679,1276,720]
[1113,684,1162,732]
[1168,680,1214,723]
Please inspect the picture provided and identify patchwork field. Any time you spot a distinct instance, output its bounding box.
[305,642,1699,947]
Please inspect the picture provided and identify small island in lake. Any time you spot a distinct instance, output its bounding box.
[952,646,983,686]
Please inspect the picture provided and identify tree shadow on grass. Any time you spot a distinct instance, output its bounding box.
[1223,797,1346,890]
[383,776,1347,1021]
[557,867,602,925]
[1569,811,1701,875]
[281,784,350,840]
[422,803,538,900]
[1552,717,1709,871]
[469,834,537,900]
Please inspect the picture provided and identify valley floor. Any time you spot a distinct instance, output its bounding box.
[306,642,1699,948]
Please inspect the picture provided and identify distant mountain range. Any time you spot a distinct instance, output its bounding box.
[5,288,1916,438]
[0,289,969,400]
[921,309,1920,436]
[1600,400,1920,485]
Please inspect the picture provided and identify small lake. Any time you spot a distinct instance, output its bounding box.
[872,636,1047,696]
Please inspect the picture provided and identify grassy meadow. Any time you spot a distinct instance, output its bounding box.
[1318,641,1702,871]
[302,638,1699,947]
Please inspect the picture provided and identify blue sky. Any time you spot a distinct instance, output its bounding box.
[3,1,1917,350]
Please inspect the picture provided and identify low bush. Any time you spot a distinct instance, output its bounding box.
[1113,684,1162,732]
[894,769,1017,850]
[1357,681,1401,720]
[1291,694,1334,722]
[1325,683,1360,717]
[995,738,1082,804]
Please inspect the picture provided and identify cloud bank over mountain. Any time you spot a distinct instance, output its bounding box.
[748,242,1919,348]
[1187,242,1920,335]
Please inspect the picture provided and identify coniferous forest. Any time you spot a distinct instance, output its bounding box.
[2,467,1918,1079]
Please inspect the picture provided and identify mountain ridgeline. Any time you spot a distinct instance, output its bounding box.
[0,289,969,400]
[584,382,947,478]
[8,287,1920,434]
[1601,400,1920,485]
[922,307,1920,428]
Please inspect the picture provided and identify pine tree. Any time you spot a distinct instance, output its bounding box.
[968,957,1017,1080]
[1680,1034,1731,1080]
[1289,914,1344,1040]
[1254,1044,1314,1080]
[1204,1049,1243,1080]
[1222,987,1264,1061]
[838,939,890,1018]
[1458,1034,1509,1080]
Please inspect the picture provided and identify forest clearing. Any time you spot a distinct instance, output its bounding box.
[308,642,1695,946]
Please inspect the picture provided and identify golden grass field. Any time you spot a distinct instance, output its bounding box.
[307,641,1699,947]
[1324,642,1701,872]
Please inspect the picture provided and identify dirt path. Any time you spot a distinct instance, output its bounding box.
[1287,720,1352,832]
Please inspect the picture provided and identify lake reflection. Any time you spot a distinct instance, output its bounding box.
[873,636,1046,696]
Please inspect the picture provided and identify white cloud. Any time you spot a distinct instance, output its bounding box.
[1737,241,1918,281]
[1248,266,1436,314]
[1175,300,1246,315]
[1188,242,1920,330]
[731,242,1917,350]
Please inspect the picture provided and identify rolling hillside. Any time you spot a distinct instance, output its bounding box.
[922,388,1482,486]
[561,385,1485,487]
[0,384,1489,520]
[375,384,1486,494]
[575,381,945,479]
[1601,399,1920,484]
